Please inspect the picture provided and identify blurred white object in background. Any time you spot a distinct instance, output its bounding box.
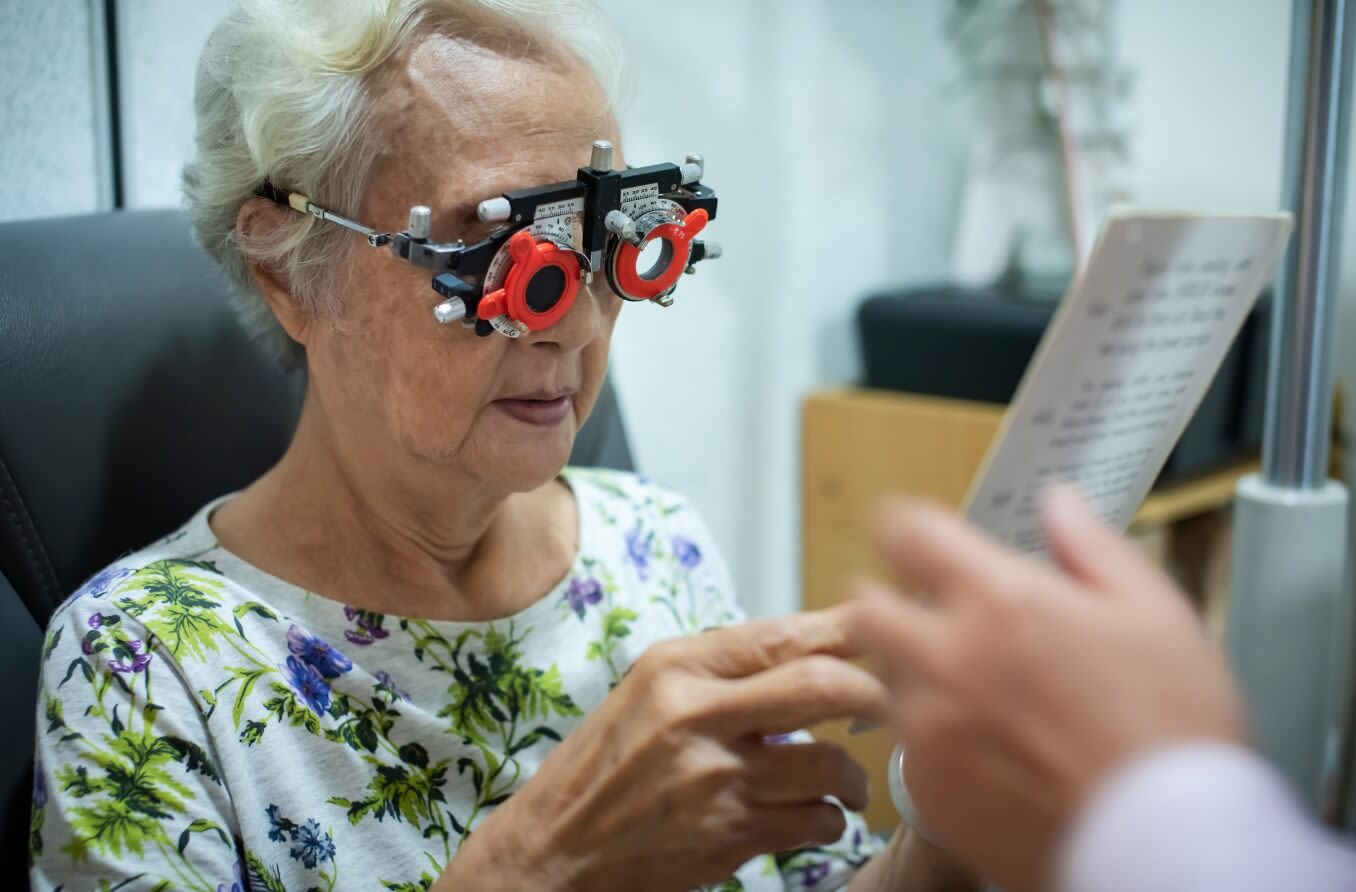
[948,0,1132,290]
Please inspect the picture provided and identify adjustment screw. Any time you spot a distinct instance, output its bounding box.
[591,140,614,171]
[434,299,466,324]
[408,205,432,240]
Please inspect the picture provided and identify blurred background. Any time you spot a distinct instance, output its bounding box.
[0,0,1335,623]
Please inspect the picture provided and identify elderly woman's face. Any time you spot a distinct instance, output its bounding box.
[304,34,624,492]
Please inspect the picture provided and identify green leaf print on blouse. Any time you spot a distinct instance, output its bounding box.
[33,593,239,892]
[230,601,279,637]
[50,611,224,873]
[425,623,580,743]
[329,754,451,839]
[401,620,581,840]
[245,849,289,892]
[115,560,233,661]
[381,872,437,892]
[30,758,47,858]
[54,729,220,865]
[585,605,639,687]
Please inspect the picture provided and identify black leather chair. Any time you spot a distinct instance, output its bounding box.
[0,209,633,887]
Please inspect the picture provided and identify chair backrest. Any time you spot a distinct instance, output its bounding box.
[0,208,632,886]
[0,568,40,881]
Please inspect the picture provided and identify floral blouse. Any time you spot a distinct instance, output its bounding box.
[30,469,875,891]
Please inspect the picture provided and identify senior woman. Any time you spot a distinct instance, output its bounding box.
[29,2,972,890]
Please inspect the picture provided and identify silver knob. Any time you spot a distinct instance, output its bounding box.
[591,139,614,172]
[477,197,512,223]
[702,240,723,261]
[408,205,431,240]
[680,153,704,184]
[433,298,467,325]
[604,210,638,244]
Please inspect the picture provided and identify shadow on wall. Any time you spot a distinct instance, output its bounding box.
[810,1,974,385]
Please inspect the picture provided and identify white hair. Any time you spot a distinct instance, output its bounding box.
[183,0,623,367]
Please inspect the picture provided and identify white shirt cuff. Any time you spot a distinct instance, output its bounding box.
[1057,742,1356,892]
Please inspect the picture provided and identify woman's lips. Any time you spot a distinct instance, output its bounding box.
[494,395,573,426]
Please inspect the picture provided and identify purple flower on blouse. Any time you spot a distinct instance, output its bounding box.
[283,656,331,715]
[87,612,103,629]
[671,536,702,570]
[287,625,353,679]
[798,861,832,886]
[342,606,390,646]
[109,639,152,674]
[76,566,133,600]
[80,638,95,656]
[625,523,653,580]
[374,670,410,701]
[217,861,244,892]
[565,577,603,618]
[31,760,47,810]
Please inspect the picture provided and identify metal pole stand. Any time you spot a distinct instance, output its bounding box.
[1227,0,1354,815]
[1229,477,1348,809]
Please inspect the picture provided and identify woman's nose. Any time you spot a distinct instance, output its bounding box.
[524,280,606,351]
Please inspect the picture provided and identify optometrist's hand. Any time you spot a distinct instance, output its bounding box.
[848,487,1245,892]
[439,605,890,892]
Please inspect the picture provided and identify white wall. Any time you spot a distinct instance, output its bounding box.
[116,0,233,207]
[0,0,108,219]
[1116,0,1290,212]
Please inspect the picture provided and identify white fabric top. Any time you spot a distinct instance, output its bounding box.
[30,469,875,892]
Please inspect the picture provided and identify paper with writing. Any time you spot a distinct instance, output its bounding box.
[848,211,1291,737]
[965,211,1292,552]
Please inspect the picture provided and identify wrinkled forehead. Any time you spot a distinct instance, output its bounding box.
[363,30,619,238]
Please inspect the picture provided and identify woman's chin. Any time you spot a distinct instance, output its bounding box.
[490,457,574,493]
[471,422,578,489]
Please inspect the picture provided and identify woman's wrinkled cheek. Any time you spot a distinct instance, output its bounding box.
[338,290,396,387]
[388,317,503,462]
[325,259,478,457]
[578,298,619,417]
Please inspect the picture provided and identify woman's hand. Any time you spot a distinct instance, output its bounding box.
[846,488,1245,892]
[441,604,890,891]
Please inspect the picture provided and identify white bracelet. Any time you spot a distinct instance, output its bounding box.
[887,744,938,844]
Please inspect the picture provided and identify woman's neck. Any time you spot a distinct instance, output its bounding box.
[210,392,578,622]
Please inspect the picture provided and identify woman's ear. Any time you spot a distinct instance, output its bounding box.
[236,197,313,348]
